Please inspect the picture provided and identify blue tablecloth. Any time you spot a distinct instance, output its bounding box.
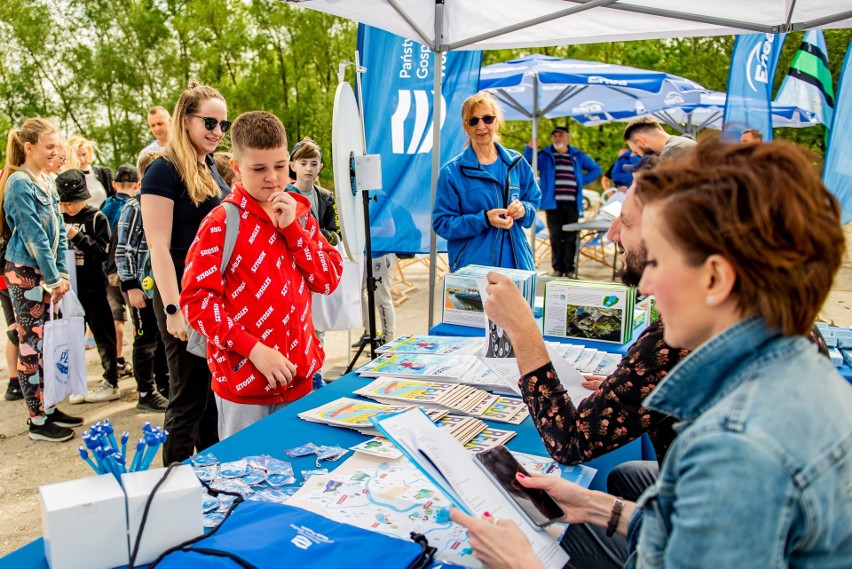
[1,373,653,568]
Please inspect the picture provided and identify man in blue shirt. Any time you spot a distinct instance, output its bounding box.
[525,127,601,277]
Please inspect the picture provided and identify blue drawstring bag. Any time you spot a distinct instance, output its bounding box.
[151,501,450,568]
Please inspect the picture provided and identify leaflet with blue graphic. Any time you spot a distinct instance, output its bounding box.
[372,409,569,568]
[356,353,477,380]
[377,335,484,355]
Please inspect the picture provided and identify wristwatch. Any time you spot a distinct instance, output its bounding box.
[164,303,180,316]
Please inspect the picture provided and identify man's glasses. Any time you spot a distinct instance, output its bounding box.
[468,115,496,127]
[189,114,232,133]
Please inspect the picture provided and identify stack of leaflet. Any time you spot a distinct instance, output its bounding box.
[377,335,483,356]
[298,398,448,437]
[556,343,622,377]
[354,377,529,425]
[815,322,852,368]
[355,353,478,381]
[443,264,536,328]
[298,397,512,449]
[543,280,637,344]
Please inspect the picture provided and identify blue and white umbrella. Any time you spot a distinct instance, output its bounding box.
[479,54,705,172]
[574,90,821,135]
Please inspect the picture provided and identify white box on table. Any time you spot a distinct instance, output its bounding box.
[122,465,203,565]
[39,474,128,569]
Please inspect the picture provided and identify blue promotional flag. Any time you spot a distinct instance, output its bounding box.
[823,42,852,224]
[357,25,482,254]
[722,33,786,141]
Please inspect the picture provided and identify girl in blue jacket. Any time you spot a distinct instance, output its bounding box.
[433,92,540,272]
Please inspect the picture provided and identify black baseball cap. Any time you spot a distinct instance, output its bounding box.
[551,127,570,135]
[56,169,91,202]
[115,163,140,183]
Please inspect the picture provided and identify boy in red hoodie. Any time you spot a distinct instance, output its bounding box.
[180,111,343,438]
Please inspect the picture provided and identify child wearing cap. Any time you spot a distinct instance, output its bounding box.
[56,168,121,403]
[180,112,343,438]
[100,163,140,381]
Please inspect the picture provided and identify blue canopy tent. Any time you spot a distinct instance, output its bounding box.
[573,89,821,135]
[479,53,705,177]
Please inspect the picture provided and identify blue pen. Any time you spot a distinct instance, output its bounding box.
[120,431,129,460]
[78,447,102,475]
[138,432,161,472]
[103,419,119,451]
[130,439,145,472]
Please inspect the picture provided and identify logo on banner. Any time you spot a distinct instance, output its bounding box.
[746,34,777,92]
[391,90,447,154]
[572,100,604,115]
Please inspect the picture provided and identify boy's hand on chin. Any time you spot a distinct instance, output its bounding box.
[269,191,297,229]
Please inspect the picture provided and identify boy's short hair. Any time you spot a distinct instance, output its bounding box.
[231,111,287,156]
[291,138,322,162]
[137,151,162,177]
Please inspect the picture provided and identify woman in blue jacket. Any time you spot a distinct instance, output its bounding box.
[433,92,540,272]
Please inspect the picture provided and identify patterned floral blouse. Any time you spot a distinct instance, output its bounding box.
[519,318,686,465]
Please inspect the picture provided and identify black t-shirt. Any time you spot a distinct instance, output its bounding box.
[140,155,229,277]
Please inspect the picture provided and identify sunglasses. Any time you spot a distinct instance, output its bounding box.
[468,115,496,127]
[189,114,232,133]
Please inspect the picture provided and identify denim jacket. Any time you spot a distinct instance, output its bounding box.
[114,195,148,291]
[3,171,68,287]
[626,316,852,568]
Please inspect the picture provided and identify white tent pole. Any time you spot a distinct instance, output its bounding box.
[530,72,539,252]
[427,0,445,330]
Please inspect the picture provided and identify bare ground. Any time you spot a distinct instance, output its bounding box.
[1,230,851,557]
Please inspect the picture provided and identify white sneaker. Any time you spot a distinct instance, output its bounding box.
[68,393,86,404]
[85,382,120,403]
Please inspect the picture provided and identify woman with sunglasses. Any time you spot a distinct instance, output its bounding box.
[140,79,231,463]
[433,92,540,272]
[450,140,852,568]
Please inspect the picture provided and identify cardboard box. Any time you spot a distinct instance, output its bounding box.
[122,465,203,565]
[39,474,128,569]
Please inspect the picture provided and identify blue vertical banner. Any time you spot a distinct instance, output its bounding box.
[357,25,482,254]
[722,33,786,141]
[823,42,852,224]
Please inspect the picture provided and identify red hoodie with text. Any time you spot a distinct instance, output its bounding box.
[180,184,343,405]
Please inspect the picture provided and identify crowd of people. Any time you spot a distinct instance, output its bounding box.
[2,82,850,568]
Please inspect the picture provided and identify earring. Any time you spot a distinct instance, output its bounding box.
[705,295,716,306]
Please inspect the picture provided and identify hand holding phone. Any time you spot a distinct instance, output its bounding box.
[475,445,565,528]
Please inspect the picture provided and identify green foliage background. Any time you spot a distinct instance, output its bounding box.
[0,1,848,186]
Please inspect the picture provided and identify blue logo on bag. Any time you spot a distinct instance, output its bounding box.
[54,345,70,384]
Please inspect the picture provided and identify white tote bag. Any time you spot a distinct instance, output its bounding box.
[43,290,87,408]
[312,246,363,331]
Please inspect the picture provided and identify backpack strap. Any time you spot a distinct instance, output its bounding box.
[220,201,240,275]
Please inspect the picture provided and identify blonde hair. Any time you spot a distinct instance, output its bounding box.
[0,118,58,238]
[461,91,503,146]
[65,135,96,170]
[166,79,227,206]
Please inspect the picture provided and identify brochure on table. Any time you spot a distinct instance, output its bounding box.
[372,409,570,568]
[543,281,637,344]
[443,265,536,329]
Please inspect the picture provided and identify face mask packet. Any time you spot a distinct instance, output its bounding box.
[218,460,251,478]
[266,473,297,487]
[193,465,219,483]
[191,453,219,467]
[300,468,329,482]
[241,471,268,487]
[285,443,318,457]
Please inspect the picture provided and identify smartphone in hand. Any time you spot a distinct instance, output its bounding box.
[474,445,565,528]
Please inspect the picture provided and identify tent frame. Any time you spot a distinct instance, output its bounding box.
[285,0,852,328]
